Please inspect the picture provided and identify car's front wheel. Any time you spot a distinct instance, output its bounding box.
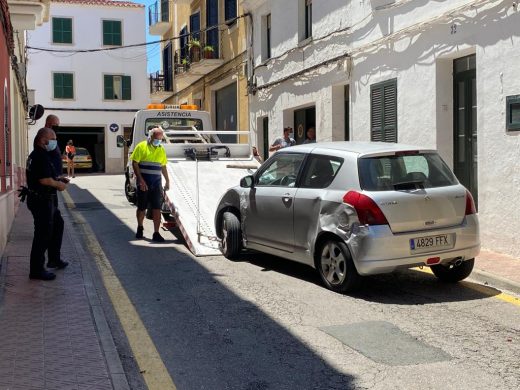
[317,239,362,293]
[220,212,242,259]
[431,258,474,282]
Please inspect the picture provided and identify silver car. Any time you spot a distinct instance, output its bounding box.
[215,142,480,293]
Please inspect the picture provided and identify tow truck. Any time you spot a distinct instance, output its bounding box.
[117,104,260,256]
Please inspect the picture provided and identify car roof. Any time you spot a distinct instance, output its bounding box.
[283,141,436,156]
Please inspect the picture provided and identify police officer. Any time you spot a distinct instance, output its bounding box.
[26,128,69,280]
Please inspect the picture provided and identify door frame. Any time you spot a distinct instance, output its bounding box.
[453,54,478,207]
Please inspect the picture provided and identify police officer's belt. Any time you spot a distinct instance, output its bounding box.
[18,186,56,202]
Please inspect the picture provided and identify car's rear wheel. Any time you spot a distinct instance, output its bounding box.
[125,177,136,204]
[431,258,474,282]
[317,239,362,293]
[220,212,242,259]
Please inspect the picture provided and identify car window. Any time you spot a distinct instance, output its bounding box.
[256,153,305,187]
[75,148,89,156]
[300,155,344,189]
[358,152,458,191]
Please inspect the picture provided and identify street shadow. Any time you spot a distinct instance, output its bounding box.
[234,252,501,305]
[63,182,356,390]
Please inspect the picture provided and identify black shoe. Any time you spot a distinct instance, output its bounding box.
[47,260,69,269]
[29,271,56,281]
[152,232,165,242]
[136,226,144,239]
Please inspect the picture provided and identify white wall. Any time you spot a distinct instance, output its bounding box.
[245,0,520,257]
[27,3,148,173]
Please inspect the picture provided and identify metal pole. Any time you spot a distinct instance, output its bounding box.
[196,156,200,241]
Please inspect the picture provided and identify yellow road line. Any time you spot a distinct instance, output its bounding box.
[62,190,177,390]
[413,267,520,307]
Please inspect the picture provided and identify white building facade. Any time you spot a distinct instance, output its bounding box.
[242,0,520,258]
[27,0,148,174]
[1,0,50,255]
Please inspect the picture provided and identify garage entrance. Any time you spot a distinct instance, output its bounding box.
[55,126,105,172]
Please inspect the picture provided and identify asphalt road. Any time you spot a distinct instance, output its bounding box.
[65,174,520,390]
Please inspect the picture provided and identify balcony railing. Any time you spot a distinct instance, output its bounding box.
[149,71,173,95]
[148,0,169,26]
[174,28,223,75]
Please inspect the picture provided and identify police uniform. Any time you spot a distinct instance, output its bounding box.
[26,146,64,277]
[130,140,167,211]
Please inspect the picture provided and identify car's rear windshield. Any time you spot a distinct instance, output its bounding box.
[358,152,458,191]
[75,148,89,156]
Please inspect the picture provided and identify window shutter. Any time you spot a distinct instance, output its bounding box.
[383,81,397,142]
[63,18,72,44]
[63,73,73,99]
[113,21,122,45]
[54,73,73,99]
[103,21,121,46]
[102,20,110,45]
[371,85,383,142]
[371,79,397,143]
[53,73,61,98]
[122,76,131,100]
[52,18,61,43]
[104,75,114,100]
[53,18,72,44]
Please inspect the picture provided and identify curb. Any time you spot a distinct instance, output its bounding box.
[469,268,520,296]
[60,194,131,390]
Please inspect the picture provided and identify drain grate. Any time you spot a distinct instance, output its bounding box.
[320,321,451,366]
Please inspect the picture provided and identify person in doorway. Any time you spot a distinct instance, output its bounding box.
[65,140,76,178]
[303,127,316,144]
[26,127,70,280]
[130,127,170,242]
[269,126,296,152]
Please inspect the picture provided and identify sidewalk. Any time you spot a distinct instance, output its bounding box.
[0,202,129,390]
[471,248,520,295]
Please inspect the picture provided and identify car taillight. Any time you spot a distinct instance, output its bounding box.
[465,190,476,215]
[343,191,389,225]
[86,156,92,160]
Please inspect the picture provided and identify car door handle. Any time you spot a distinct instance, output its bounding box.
[282,193,292,203]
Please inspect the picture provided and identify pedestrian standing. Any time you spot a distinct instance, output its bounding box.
[65,140,76,178]
[26,128,70,281]
[269,126,296,152]
[131,127,170,242]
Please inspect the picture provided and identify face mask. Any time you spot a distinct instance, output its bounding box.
[152,139,162,147]
[46,139,58,152]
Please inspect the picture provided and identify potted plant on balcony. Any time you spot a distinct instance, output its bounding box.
[203,45,214,59]
[181,57,190,72]
[189,39,201,62]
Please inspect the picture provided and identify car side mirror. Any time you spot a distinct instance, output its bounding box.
[240,175,254,188]
[116,135,126,148]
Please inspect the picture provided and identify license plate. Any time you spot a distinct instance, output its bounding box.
[410,234,453,252]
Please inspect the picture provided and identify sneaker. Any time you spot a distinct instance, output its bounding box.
[29,271,56,281]
[47,260,69,269]
[136,226,144,239]
[152,232,165,242]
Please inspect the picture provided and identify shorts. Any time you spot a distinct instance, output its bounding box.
[136,185,162,211]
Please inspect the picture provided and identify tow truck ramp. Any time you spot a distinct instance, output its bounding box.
[161,131,260,256]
